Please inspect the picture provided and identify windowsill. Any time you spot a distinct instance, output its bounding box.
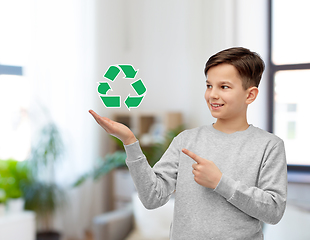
[288,171,310,183]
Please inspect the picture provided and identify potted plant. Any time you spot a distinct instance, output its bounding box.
[0,188,6,215]
[22,122,65,240]
[0,161,9,216]
[0,159,31,213]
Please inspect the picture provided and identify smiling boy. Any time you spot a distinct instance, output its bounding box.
[89,47,287,239]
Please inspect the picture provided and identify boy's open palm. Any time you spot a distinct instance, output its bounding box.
[182,148,222,189]
[89,110,137,145]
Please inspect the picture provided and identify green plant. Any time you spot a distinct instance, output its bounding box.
[0,188,6,204]
[0,159,31,200]
[142,124,185,167]
[22,122,65,231]
[73,124,185,187]
[73,151,127,187]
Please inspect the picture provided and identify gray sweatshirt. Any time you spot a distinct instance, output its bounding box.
[124,124,287,240]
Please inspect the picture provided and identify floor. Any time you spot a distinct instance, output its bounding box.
[67,230,93,240]
[125,228,169,240]
[71,202,310,240]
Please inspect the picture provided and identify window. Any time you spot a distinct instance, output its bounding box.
[269,0,310,171]
[0,67,31,161]
[0,0,32,161]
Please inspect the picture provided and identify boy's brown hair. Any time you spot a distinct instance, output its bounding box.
[204,47,265,90]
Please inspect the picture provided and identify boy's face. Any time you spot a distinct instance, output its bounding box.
[205,63,251,121]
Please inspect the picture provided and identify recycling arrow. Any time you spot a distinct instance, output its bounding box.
[131,79,146,95]
[103,66,120,81]
[125,95,144,109]
[98,82,111,95]
[100,96,121,108]
[98,64,146,110]
[119,65,138,78]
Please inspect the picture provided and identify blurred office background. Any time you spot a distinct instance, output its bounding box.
[0,0,309,239]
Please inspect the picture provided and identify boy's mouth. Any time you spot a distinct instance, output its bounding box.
[210,103,224,110]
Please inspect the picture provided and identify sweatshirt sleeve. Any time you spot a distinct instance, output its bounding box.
[124,135,181,209]
[214,140,287,225]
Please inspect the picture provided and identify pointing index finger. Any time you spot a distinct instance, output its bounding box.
[182,148,203,164]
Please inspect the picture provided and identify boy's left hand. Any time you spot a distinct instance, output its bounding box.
[182,148,222,189]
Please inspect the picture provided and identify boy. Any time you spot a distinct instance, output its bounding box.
[89,47,287,239]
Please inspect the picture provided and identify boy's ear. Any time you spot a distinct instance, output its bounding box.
[245,87,259,104]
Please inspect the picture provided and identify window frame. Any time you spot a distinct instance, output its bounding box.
[0,64,23,76]
[268,0,310,173]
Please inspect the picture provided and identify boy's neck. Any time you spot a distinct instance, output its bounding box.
[213,118,250,134]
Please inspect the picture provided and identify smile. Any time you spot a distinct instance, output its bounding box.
[210,103,224,110]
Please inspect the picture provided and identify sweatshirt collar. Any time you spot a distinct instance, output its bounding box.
[207,123,254,138]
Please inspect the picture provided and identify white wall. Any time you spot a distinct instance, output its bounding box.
[94,0,269,130]
[235,0,269,130]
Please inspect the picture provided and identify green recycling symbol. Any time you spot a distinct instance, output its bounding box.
[98,64,147,110]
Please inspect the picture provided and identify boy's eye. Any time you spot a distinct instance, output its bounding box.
[222,85,229,89]
[206,84,212,89]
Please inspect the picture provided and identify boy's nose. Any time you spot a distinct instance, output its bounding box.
[209,89,219,99]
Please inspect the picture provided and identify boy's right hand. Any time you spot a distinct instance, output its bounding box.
[89,109,137,145]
